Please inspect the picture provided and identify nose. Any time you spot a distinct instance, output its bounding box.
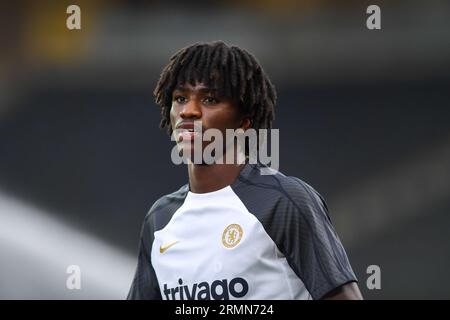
[180,99,202,119]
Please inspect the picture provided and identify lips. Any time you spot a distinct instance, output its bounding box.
[175,121,195,131]
[175,121,201,142]
[178,130,198,142]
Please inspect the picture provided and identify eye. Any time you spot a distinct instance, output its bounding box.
[203,96,218,104]
[173,95,186,104]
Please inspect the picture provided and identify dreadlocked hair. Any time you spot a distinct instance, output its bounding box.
[154,41,276,135]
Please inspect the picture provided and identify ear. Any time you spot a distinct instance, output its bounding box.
[240,117,252,131]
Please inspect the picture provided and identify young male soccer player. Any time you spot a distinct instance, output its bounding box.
[127,41,362,300]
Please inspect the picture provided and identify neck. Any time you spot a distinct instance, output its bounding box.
[187,162,245,193]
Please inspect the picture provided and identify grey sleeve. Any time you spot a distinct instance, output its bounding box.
[233,172,357,300]
[279,179,358,299]
[127,214,162,300]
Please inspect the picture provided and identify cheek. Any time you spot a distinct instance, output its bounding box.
[221,110,242,129]
[169,105,177,125]
[206,106,241,129]
[224,103,243,126]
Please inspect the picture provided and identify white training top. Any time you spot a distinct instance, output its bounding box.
[128,163,357,300]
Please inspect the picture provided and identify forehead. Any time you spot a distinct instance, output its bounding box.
[173,82,214,93]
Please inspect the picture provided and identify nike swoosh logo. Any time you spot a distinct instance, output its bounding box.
[159,241,179,253]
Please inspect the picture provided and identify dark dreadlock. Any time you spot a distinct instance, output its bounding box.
[154,41,276,135]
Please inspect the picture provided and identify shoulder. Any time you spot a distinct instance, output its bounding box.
[144,184,189,232]
[233,163,329,219]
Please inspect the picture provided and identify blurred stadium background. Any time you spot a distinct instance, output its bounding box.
[0,0,449,299]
